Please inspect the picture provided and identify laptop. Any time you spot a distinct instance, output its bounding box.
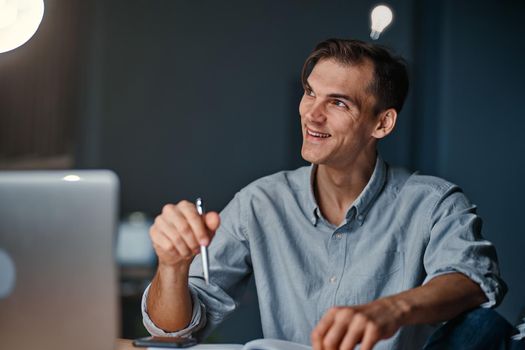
[0,170,119,350]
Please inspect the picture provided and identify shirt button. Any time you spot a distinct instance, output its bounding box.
[357,215,363,221]
[335,233,343,239]
[329,276,337,284]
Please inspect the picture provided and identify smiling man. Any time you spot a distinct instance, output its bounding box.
[141,39,506,350]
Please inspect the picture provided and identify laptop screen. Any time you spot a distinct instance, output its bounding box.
[0,170,119,350]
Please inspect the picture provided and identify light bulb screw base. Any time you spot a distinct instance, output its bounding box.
[370,30,381,40]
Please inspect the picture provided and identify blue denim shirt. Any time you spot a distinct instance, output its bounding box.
[142,155,507,349]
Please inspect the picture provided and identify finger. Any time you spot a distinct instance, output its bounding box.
[204,211,220,234]
[151,225,193,261]
[169,228,194,257]
[322,319,350,350]
[154,215,177,241]
[159,205,197,257]
[149,226,173,253]
[311,308,337,350]
[166,205,201,253]
[339,313,367,350]
[360,323,381,350]
[179,204,213,247]
[155,215,197,256]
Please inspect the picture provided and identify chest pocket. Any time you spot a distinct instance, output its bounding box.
[343,250,405,305]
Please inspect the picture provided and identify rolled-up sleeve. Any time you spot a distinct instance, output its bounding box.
[422,185,507,308]
[141,192,252,340]
[186,192,253,341]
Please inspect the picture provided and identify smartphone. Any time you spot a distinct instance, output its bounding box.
[132,336,198,348]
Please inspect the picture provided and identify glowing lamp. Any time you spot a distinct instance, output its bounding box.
[0,0,44,53]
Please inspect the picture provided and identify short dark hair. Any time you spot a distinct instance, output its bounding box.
[301,38,409,115]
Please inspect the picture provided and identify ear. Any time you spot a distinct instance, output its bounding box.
[371,108,397,139]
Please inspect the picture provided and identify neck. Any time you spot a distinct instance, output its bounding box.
[314,150,377,226]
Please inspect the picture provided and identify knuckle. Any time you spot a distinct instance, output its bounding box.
[328,307,339,315]
[333,308,352,321]
[153,216,162,227]
[354,313,368,323]
[162,203,176,217]
[178,200,192,209]
[335,311,348,322]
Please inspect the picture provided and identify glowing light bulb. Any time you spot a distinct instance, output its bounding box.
[0,0,44,53]
[0,1,18,30]
[370,5,393,40]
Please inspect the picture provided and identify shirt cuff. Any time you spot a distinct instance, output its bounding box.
[141,283,206,337]
[423,266,502,308]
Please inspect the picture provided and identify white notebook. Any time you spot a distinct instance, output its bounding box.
[149,338,312,350]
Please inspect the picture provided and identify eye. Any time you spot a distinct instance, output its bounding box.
[304,88,315,97]
[332,99,348,109]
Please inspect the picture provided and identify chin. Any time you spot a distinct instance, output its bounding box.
[301,147,324,165]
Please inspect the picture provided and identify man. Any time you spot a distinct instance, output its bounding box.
[142,39,506,349]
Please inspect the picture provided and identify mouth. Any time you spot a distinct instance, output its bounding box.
[306,127,331,139]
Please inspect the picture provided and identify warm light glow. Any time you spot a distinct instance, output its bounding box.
[0,0,44,53]
[370,5,393,40]
[62,175,81,182]
[0,1,18,29]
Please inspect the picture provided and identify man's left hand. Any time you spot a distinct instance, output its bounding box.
[311,297,408,350]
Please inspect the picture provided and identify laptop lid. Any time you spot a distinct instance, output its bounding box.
[0,170,119,350]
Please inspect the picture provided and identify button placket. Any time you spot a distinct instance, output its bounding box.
[331,231,349,305]
[327,228,343,290]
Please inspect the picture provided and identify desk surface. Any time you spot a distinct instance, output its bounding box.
[117,339,134,350]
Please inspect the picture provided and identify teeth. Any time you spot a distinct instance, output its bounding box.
[307,129,331,138]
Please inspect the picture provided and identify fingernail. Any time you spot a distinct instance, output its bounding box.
[199,240,208,246]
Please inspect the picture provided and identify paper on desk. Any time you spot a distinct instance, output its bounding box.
[148,338,311,350]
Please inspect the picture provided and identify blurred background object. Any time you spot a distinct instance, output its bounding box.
[117,212,155,268]
[0,0,45,54]
[117,211,156,338]
[0,0,524,342]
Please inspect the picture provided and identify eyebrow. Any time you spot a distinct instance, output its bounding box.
[304,81,361,110]
[327,93,356,105]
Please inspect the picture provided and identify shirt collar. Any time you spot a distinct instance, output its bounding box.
[350,154,387,224]
[307,164,319,225]
[306,154,388,226]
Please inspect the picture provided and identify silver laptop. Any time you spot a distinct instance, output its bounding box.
[0,170,119,350]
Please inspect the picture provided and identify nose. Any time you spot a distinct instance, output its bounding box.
[304,100,326,124]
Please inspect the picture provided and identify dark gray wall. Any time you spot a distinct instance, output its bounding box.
[76,0,415,215]
[415,0,525,324]
[73,0,524,340]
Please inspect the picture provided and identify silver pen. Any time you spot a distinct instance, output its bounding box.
[195,198,210,285]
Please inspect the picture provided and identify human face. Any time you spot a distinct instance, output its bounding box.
[299,59,379,168]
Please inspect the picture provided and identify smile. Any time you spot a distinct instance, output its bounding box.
[306,128,331,138]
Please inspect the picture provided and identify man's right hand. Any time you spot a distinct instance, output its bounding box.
[149,200,221,269]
